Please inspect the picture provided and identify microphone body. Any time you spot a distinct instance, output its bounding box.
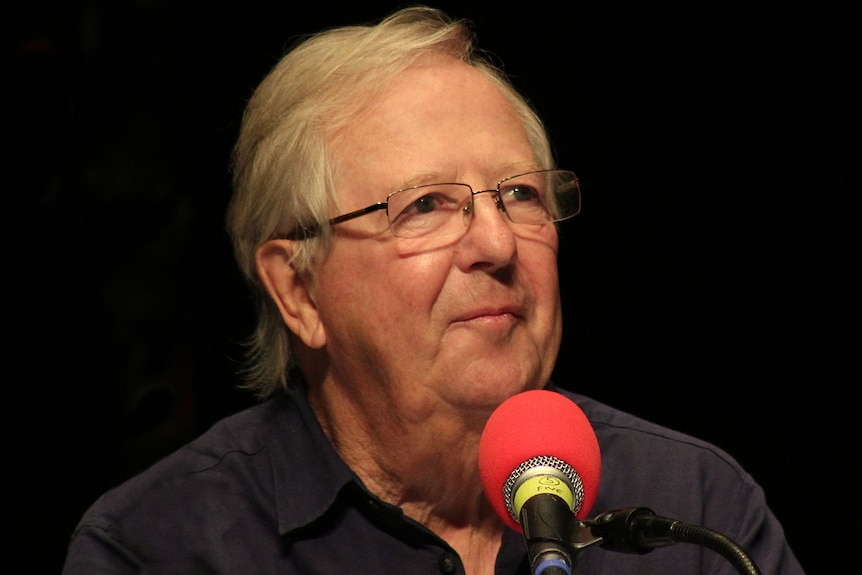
[520,492,580,575]
[479,390,602,575]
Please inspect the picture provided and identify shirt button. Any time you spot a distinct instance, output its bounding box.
[437,551,458,574]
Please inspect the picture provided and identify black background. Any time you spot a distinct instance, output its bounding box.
[11,2,855,573]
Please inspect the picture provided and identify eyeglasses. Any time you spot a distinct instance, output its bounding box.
[287,169,580,240]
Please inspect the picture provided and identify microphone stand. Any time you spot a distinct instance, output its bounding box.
[569,507,762,575]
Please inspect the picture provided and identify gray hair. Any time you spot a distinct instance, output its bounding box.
[225,6,555,398]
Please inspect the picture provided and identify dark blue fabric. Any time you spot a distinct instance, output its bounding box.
[62,383,804,575]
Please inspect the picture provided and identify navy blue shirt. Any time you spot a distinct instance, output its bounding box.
[62,384,804,574]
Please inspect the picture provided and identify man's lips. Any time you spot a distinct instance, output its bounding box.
[453,306,522,323]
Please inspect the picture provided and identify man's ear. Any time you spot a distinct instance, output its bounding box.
[255,240,326,349]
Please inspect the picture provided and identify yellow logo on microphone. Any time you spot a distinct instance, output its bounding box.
[512,473,576,517]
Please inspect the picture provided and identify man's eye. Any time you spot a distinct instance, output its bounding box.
[390,185,466,228]
[408,194,439,214]
[506,184,541,202]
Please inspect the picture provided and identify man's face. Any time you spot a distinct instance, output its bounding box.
[308,56,563,418]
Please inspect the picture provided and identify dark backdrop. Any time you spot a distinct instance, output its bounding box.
[11,2,854,573]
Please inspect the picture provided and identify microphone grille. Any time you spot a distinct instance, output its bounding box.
[503,455,585,522]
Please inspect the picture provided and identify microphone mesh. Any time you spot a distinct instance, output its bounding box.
[503,455,585,522]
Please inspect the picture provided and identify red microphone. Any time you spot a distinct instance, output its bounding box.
[479,389,602,575]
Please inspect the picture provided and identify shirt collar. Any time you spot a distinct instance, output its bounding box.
[267,382,360,536]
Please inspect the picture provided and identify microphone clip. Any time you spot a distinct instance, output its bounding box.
[519,493,602,575]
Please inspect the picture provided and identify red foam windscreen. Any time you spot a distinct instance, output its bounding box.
[478,389,601,531]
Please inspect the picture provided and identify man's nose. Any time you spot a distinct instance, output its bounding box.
[456,189,518,269]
